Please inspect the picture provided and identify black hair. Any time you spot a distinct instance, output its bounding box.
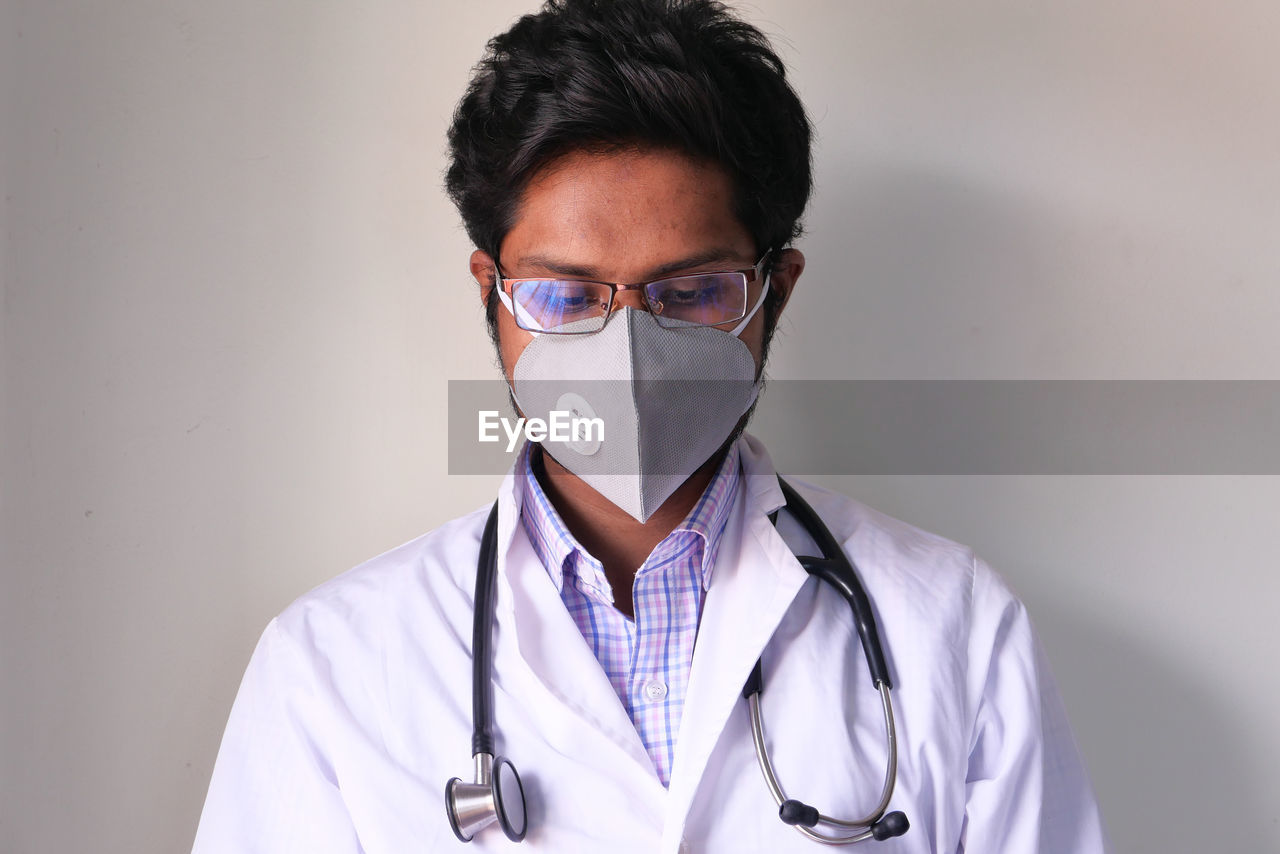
[446,0,813,351]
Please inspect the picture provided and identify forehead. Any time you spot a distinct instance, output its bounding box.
[500,148,754,276]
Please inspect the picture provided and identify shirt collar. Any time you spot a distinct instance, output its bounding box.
[668,441,740,589]
[516,442,742,597]
[515,444,584,595]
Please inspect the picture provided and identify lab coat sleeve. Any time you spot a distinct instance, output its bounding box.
[960,557,1109,854]
[191,618,365,854]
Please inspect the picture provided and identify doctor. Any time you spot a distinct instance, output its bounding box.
[192,0,1109,851]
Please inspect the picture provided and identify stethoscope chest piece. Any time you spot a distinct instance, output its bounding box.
[446,752,527,843]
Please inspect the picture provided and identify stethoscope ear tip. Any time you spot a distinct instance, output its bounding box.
[779,799,820,828]
[871,810,910,840]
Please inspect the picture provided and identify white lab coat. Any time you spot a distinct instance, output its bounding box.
[192,435,1108,853]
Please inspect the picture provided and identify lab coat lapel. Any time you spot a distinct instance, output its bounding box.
[492,471,659,781]
[661,438,811,850]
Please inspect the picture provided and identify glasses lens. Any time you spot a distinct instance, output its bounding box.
[646,272,747,328]
[512,280,612,334]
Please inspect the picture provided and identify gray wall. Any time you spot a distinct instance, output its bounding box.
[3,1,1278,852]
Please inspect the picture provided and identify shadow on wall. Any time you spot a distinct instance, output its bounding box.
[779,163,1157,379]
[1034,600,1273,852]
[762,166,1275,848]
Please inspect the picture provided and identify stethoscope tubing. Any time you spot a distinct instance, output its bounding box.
[470,502,501,758]
[452,476,907,845]
[746,479,904,845]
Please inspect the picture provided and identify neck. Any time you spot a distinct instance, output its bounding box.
[531,444,726,619]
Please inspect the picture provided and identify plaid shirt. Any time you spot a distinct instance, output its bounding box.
[516,443,741,787]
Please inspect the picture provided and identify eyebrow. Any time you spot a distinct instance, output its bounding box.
[512,248,751,281]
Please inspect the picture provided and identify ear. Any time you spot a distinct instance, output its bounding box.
[767,247,805,317]
[471,249,497,308]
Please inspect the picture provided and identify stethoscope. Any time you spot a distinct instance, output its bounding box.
[446,478,910,846]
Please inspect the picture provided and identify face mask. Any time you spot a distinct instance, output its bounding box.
[510,308,760,522]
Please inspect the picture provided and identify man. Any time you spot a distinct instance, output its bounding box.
[193,1,1108,851]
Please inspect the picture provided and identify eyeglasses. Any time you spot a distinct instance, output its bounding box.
[494,252,772,336]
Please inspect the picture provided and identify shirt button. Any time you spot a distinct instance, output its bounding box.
[643,679,668,701]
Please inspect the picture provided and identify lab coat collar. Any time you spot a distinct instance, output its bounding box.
[496,448,526,560]
[736,431,788,520]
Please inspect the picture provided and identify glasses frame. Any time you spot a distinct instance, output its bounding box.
[494,251,773,336]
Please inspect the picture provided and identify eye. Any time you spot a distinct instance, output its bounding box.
[664,287,704,304]
[654,275,732,305]
[563,291,608,312]
[525,283,607,317]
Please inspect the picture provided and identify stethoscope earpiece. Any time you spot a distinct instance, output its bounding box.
[778,801,909,840]
[446,753,528,843]
[780,799,821,827]
[870,811,910,841]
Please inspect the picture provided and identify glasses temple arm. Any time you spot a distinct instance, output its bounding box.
[495,287,545,337]
[727,269,772,336]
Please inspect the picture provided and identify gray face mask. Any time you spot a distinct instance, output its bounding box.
[511,308,760,522]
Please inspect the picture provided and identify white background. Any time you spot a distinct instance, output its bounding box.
[3,1,1279,851]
